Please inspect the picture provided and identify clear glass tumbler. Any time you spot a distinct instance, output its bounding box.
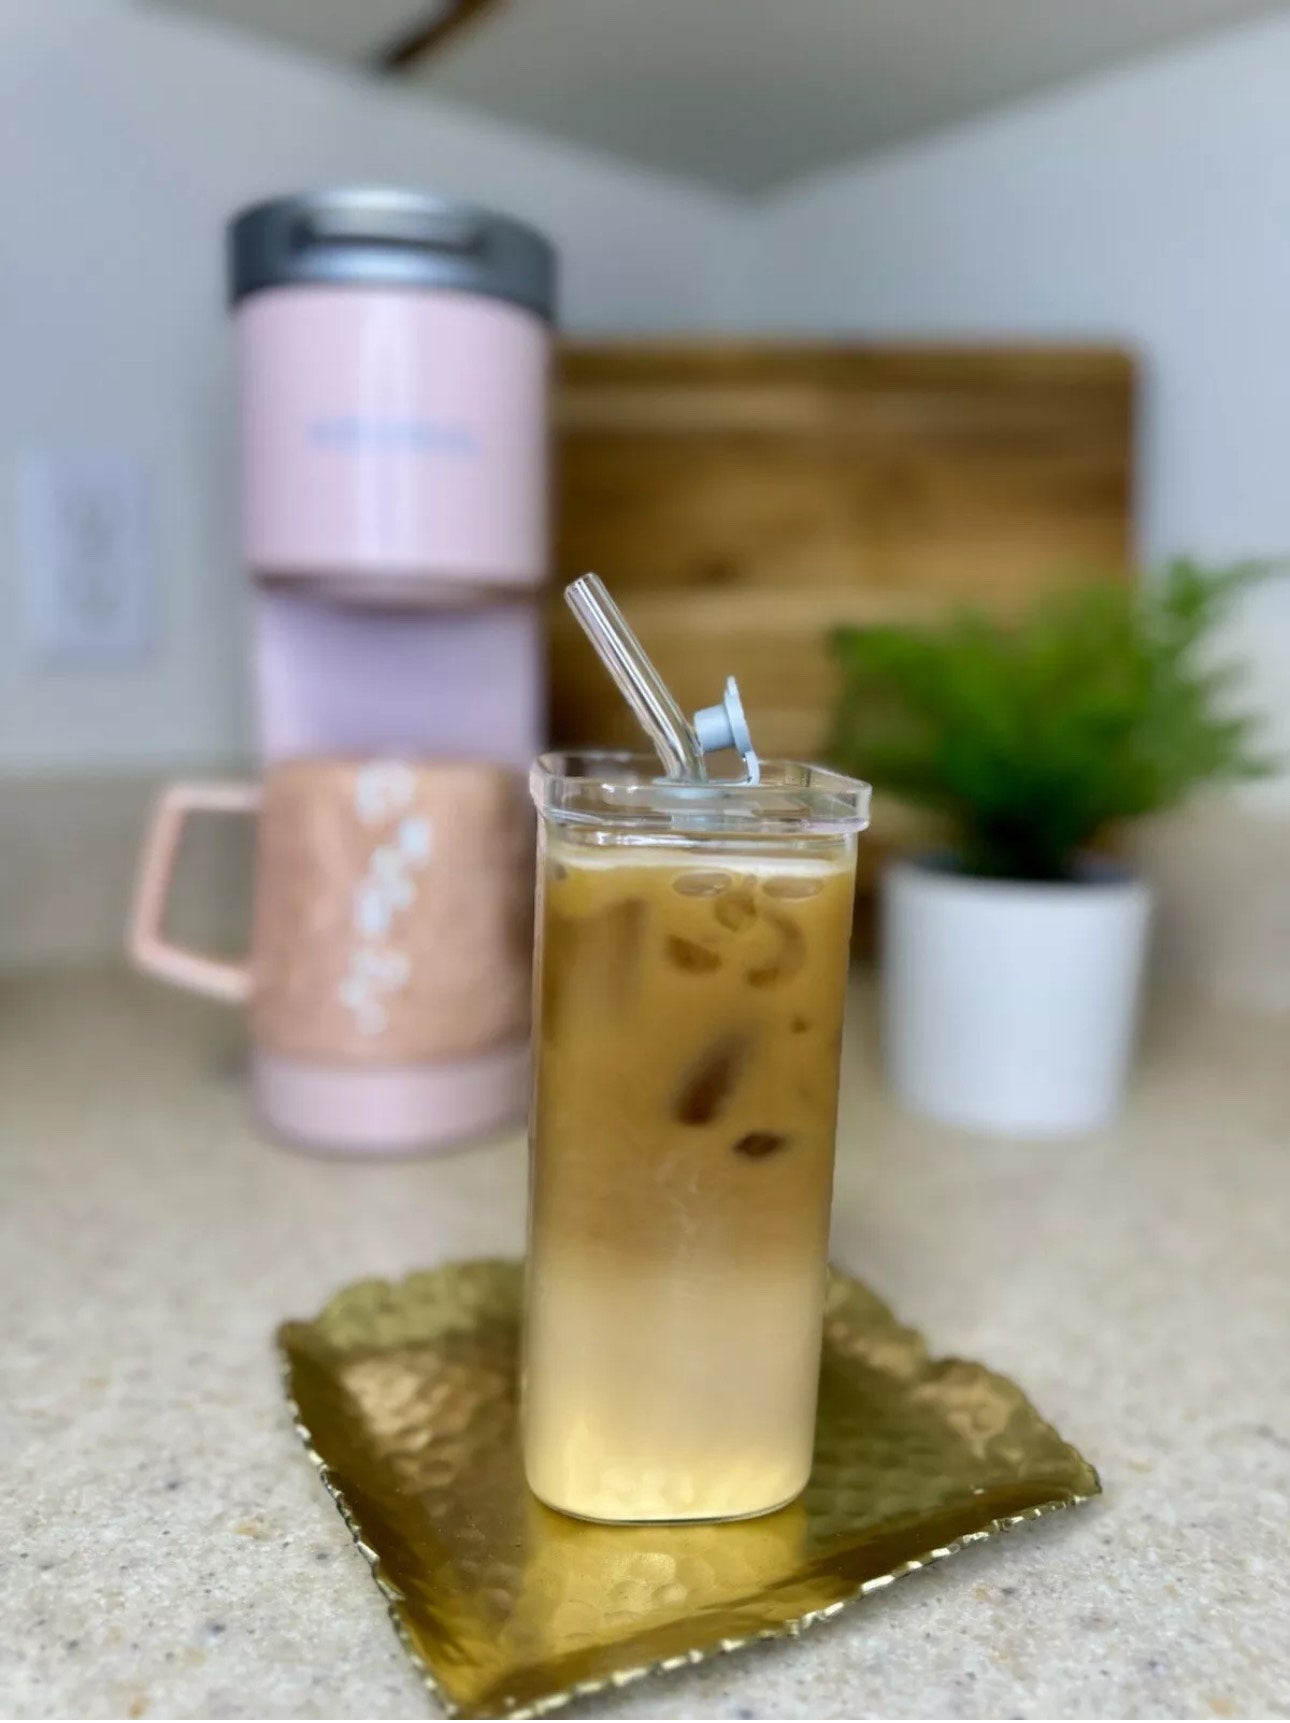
[523,752,871,1523]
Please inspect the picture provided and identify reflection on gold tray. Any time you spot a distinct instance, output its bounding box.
[278,1261,1099,1720]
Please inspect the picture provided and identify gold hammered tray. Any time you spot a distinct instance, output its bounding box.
[278,1261,1098,1719]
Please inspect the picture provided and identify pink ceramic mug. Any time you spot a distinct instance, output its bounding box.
[128,758,532,1155]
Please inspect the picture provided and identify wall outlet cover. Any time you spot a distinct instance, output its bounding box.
[18,449,157,664]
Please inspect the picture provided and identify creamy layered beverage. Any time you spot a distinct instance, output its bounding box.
[523,753,868,1523]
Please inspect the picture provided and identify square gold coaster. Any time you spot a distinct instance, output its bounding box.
[279,1261,1097,1719]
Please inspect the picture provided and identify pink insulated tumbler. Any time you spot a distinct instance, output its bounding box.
[230,188,554,599]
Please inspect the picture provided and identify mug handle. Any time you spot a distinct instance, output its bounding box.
[127,781,261,1003]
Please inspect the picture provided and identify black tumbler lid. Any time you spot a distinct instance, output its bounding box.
[228,187,556,321]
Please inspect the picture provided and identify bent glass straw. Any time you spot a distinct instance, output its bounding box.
[564,573,706,781]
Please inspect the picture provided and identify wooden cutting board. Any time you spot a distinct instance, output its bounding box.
[550,342,1135,762]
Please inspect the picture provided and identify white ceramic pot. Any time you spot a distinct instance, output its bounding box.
[881,857,1152,1139]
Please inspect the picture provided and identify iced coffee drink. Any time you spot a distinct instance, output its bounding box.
[523,753,869,1523]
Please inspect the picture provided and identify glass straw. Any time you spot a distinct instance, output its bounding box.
[565,574,706,781]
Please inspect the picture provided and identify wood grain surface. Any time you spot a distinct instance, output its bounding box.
[551,343,1135,762]
[550,342,1135,926]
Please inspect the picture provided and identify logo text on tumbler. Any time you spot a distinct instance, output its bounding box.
[307,416,477,456]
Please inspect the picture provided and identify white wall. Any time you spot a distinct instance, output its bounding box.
[754,10,1290,799]
[6,1,1290,789]
[0,0,750,773]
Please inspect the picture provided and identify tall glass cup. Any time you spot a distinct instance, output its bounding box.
[523,752,871,1523]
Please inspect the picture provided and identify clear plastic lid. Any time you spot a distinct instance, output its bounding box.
[532,751,870,837]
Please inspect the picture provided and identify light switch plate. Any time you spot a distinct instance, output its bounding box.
[18,450,157,663]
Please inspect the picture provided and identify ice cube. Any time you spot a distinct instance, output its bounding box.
[542,898,646,1029]
[732,1131,791,1159]
[672,870,732,898]
[665,935,722,974]
[762,874,824,900]
[746,913,806,988]
[714,885,757,932]
[674,1033,750,1126]
[580,899,645,1010]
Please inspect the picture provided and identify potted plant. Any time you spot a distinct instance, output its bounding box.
[829,560,1270,1138]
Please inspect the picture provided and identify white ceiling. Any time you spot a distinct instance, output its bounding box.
[153,0,437,64]
[149,0,1289,193]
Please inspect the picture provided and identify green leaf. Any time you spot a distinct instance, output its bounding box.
[828,559,1281,881]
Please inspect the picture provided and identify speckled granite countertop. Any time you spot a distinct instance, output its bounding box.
[2,971,1287,1720]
